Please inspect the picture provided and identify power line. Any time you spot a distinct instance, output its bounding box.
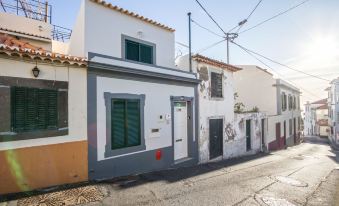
[176,41,189,48]
[196,39,226,53]
[194,0,227,36]
[235,0,263,33]
[231,41,331,82]
[239,0,311,34]
[234,42,322,99]
[191,19,224,38]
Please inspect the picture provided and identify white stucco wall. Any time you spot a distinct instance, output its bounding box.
[96,76,195,161]
[234,65,277,115]
[224,113,266,159]
[0,58,87,150]
[78,0,175,68]
[194,60,235,163]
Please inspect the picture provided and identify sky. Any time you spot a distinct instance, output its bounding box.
[48,0,339,105]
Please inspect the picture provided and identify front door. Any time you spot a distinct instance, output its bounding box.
[174,102,188,160]
[209,119,223,159]
[246,120,251,151]
[294,118,297,143]
[283,121,286,146]
[276,123,281,148]
[261,119,265,148]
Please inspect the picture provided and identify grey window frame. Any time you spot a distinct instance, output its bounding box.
[104,93,146,158]
[121,34,156,65]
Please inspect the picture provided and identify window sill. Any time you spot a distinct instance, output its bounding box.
[0,129,68,142]
[104,144,146,158]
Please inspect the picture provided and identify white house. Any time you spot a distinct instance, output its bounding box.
[177,54,242,163]
[0,5,87,194]
[304,101,317,136]
[234,65,302,151]
[327,78,339,145]
[68,0,200,181]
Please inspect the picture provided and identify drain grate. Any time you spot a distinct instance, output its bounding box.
[275,176,308,187]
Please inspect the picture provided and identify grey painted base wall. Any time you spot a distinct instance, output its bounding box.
[286,136,295,147]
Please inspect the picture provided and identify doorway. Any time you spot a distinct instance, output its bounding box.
[209,119,223,159]
[246,120,251,151]
[173,101,188,161]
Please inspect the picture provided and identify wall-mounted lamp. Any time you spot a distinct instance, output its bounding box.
[32,66,40,78]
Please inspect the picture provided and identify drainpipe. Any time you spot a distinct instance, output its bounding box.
[188,12,192,73]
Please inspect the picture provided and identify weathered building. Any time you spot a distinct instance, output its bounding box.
[0,6,87,194]
[234,65,302,151]
[176,54,266,163]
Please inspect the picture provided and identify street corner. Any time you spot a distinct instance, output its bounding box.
[12,185,108,206]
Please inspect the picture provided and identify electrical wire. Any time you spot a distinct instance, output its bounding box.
[196,39,226,54]
[194,0,227,36]
[191,19,224,38]
[235,0,263,33]
[239,0,311,34]
[231,41,331,82]
[234,42,322,99]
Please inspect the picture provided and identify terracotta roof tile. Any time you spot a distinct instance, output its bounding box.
[0,33,87,66]
[90,0,175,32]
[311,98,327,105]
[193,54,242,72]
[0,27,51,40]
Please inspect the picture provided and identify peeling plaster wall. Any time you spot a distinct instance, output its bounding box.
[224,113,266,159]
[195,61,235,163]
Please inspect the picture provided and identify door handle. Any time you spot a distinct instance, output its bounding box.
[176,139,183,142]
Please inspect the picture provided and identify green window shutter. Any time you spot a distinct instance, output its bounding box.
[25,88,37,131]
[36,89,48,130]
[111,99,126,149]
[12,87,26,132]
[11,87,58,132]
[47,90,58,129]
[140,44,153,64]
[126,40,139,62]
[126,100,140,146]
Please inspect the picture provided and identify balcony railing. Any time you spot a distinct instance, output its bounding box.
[52,25,72,42]
[0,0,52,23]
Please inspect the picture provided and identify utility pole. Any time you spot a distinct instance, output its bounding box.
[188,12,192,72]
[225,33,238,64]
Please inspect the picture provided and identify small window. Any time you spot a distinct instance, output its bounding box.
[281,92,287,111]
[125,39,153,64]
[211,72,223,98]
[11,87,58,132]
[111,99,141,150]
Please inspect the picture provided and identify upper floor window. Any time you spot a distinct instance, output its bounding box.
[210,72,223,98]
[125,39,154,64]
[288,95,293,110]
[281,92,287,111]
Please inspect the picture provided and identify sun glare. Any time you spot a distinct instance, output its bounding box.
[304,35,339,61]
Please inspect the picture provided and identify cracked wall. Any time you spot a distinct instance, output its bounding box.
[223,112,267,159]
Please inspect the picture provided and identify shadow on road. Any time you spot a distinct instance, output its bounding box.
[105,152,273,190]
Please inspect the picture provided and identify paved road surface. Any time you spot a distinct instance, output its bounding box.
[3,136,338,206]
[96,136,338,206]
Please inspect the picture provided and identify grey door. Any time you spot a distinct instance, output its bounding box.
[246,120,251,151]
[261,119,265,147]
[209,119,223,159]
